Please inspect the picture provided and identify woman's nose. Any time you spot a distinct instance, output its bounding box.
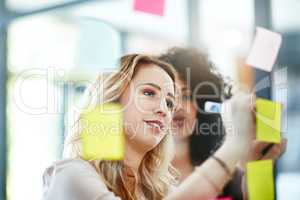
[174,96,184,114]
[154,98,168,117]
[154,108,166,117]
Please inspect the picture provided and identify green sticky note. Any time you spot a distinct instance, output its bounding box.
[256,98,282,143]
[80,103,124,160]
[247,160,274,200]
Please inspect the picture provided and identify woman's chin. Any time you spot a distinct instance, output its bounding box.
[124,126,165,151]
[172,129,191,141]
[142,131,164,150]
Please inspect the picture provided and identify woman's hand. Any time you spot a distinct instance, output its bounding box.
[237,138,287,170]
[220,91,256,160]
[248,138,287,161]
[165,91,260,200]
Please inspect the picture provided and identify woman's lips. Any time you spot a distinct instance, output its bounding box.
[172,115,185,128]
[143,120,165,132]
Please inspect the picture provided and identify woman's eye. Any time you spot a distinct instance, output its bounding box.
[143,89,155,97]
[166,99,175,110]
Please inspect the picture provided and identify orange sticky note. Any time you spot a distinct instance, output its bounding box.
[80,103,124,160]
[133,0,165,16]
[256,98,282,143]
[247,160,274,200]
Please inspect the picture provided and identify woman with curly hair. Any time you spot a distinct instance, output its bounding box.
[159,47,287,199]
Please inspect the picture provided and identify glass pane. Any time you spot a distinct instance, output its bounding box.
[272,2,300,199]
[200,0,254,77]
[7,75,63,200]
[125,33,184,55]
[272,0,300,31]
[6,0,73,12]
[8,12,121,74]
[7,10,122,200]
[8,14,79,73]
[274,66,300,200]
[70,0,188,43]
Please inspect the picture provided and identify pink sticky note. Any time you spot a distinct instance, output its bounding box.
[246,27,282,72]
[214,197,232,200]
[133,0,165,16]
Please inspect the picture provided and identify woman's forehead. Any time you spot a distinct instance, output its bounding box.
[132,64,175,93]
[175,78,191,94]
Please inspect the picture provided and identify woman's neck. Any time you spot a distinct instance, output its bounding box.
[123,142,147,196]
[124,141,146,173]
[172,138,194,182]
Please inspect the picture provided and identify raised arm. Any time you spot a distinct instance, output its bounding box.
[165,91,255,200]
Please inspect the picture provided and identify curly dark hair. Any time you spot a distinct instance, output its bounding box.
[158,47,232,166]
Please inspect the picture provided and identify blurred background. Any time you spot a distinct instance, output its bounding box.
[0,0,299,199]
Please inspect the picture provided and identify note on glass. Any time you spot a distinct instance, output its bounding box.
[80,103,124,160]
[133,0,165,16]
[214,197,232,200]
[256,98,282,143]
[247,160,274,200]
[246,27,282,72]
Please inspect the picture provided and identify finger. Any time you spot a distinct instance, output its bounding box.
[257,137,287,155]
[261,143,274,156]
[253,141,272,153]
[261,145,282,160]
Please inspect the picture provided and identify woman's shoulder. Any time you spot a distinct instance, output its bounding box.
[42,158,121,200]
[44,158,95,176]
[42,158,99,193]
[43,158,97,184]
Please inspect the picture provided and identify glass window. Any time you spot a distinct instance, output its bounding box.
[70,0,188,43]
[7,74,63,200]
[7,10,121,200]
[199,0,254,77]
[272,0,300,31]
[6,0,73,12]
[8,14,121,73]
[125,33,184,55]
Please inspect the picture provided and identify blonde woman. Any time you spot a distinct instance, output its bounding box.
[42,54,255,200]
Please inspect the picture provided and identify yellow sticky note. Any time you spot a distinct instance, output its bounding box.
[80,103,124,160]
[247,160,274,200]
[256,98,282,143]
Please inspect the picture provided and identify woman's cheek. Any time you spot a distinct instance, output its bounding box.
[165,112,173,127]
[189,118,197,133]
[134,97,156,114]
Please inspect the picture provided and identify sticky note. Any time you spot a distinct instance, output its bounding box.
[246,27,282,72]
[215,197,232,200]
[247,160,274,200]
[256,98,282,143]
[80,103,124,160]
[133,0,165,16]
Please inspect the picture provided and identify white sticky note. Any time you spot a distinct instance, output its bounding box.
[246,27,282,72]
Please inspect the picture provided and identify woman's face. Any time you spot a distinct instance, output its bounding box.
[119,63,175,152]
[172,78,197,140]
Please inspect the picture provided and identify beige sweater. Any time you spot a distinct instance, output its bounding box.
[42,159,122,200]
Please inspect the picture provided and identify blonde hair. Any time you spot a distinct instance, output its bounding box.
[63,54,179,199]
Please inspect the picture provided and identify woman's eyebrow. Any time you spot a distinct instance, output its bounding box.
[181,87,192,95]
[181,87,190,92]
[137,82,175,100]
